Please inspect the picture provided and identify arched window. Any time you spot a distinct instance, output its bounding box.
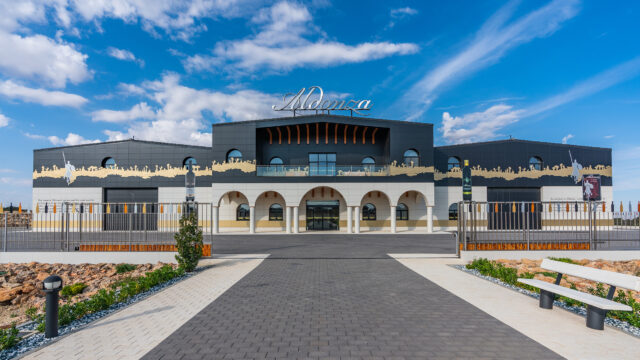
[362,203,376,220]
[101,157,116,169]
[183,157,196,170]
[227,149,243,163]
[447,156,461,171]
[268,203,283,221]
[529,156,543,171]
[448,203,458,221]
[362,156,375,171]
[396,203,408,220]
[236,203,250,221]
[269,157,284,166]
[403,149,419,167]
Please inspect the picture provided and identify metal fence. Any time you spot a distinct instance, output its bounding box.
[0,202,214,253]
[457,201,640,251]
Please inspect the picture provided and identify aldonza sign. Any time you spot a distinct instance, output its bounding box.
[272,86,372,115]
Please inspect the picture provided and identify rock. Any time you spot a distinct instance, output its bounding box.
[36,272,49,281]
[0,287,22,303]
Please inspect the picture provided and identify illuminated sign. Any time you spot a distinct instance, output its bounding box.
[272,86,372,115]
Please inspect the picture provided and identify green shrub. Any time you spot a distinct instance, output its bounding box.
[0,325,20,350]
[588,283,640,327]
[25,307,37,321]
[174,213,203,272]
[116,263,136,274]
[61,283,87,298]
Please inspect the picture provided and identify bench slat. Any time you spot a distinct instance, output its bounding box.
[518,278,632,311]
[541,259,640,291]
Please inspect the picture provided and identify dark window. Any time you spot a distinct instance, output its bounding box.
[269,203,283,221]
[447,156,461,171]
[448,203,458,221]
[362,203,376,220]
[396,203,408,220]
[227,149,243,162]
[183,157,196,170]
[529,156,543,171]
[236,203,250,221]
[101,157,116,169]
[309,153,336,176]
[361,157,375,165]
[270,157,284,165]
[403,149,419,167]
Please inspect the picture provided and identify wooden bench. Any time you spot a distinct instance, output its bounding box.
[518,259,640,330]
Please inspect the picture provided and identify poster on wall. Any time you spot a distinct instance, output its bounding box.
[582,175,601,201]
[462,159,472,201]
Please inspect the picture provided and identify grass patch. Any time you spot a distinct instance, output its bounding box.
[60,283,87,298]
[0,325,20,350]
[115,263,136,274]
[548,257,578,265]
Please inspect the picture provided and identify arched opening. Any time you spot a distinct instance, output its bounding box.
[395,190,428,231]
[215,191,251,233]
[269,157,284,165]
[447,156,461,171]
[101,157,116,169]
[529,156,543,171]
[297,186,346,231]
[236,204,250,221]
[226,149,243,162]
[362,203,376,220]
[183,157,196,170]
[254,191,287,231]
[358,190,391,232]
[268,203,283,221]
[403,149,419,167]
[448,203,458,220]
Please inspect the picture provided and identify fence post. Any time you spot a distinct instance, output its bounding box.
[65,203,70,252]
[588,201,593,250]
[462,202,467,251]
[3,214,7,252]
[128,210,132,252]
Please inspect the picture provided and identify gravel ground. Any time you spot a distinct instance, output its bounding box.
[453,264,640,338]
[0,264,214,360]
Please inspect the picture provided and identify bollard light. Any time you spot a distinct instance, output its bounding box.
[42,275,63,338]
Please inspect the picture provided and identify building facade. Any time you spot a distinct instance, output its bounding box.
[32,114,613,233]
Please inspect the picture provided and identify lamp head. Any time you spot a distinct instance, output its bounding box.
[43,275,63,291]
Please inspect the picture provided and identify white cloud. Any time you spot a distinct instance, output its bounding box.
[402,0,579,121]
[92,102,155,123]
[0,80,87,107]
[184,1,418,73]
[604,135,615,139]
[99,73,280,146]
[387,7,418,29]
[0,177,31,187]
[107,47,144,67]
[23,132,46,140]
[0,30,90,87]
[441,104,522,144]
[48,133,101,146]
[440,56,640,144]
[561,134,573,144]
[0,112,8,127]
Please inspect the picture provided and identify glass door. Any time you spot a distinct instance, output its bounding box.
[306,201,339,230]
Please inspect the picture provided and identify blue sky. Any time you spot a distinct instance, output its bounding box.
[1,0,639,207]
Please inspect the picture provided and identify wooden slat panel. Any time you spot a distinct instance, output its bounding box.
[286,126,291,144]
[276,127,282,144]
[306,123,310,144]
[352,125,358,144]
[266,128,273,144]
[362,126,368,144]
[316,122,319,144]
[334,123,338,144]
[325,122,329,144]
[343,124,349,144]
[371,128,378,144]
[296,124,301,144]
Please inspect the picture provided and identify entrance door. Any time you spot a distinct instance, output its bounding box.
[306,201,339,230]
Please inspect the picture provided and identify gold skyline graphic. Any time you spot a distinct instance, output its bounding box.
[33,160,612,183]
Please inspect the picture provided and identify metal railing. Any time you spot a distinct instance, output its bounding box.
[1,202,214,252]
[457,201,640,251]
[255,165,390,176]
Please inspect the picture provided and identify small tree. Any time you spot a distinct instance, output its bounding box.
[174,213,203,272]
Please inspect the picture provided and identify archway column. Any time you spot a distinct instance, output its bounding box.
[354,206,361,234]
[390,205,397,233]
[347,206,353,233]
[285,206,291,234]
[427,206,433,233]
[212,206,219,234]
[293,206,299,233]
[249,205,255,234]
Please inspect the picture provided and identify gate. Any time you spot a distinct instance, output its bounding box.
[457,201,640,251]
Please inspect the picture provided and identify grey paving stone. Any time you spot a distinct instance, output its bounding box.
[142,254,562,359]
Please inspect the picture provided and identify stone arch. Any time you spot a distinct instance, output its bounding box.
[254,190,287,231]
[216,190,250,232]
[297,186,348,232]
[358,190,392,232]
[395,190,428,230]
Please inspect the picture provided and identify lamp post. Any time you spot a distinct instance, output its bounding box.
[42,275,63,338]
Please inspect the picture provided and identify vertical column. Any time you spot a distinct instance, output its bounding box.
[212,206,219,234]
[285,206,291,234]
[390,205,397,233]
[347,206,353,233]
[249,205,255,234]
[293,206,299,233]
[427,206,433,233]
[354,206,361,234]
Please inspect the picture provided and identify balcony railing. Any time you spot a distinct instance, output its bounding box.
[256,165,390,177]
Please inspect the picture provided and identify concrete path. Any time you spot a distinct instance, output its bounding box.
[23,256,267,360]
[392,255,640,360]
[143,257,560,360]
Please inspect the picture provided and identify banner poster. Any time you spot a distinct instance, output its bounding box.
[582,175,601,201]
[462,160,472,201]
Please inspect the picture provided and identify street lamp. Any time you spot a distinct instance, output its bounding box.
[42,275,63,338]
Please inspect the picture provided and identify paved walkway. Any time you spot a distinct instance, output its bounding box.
[393,255,640,360]
[23,256,267,360]
[143,257,560,360]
